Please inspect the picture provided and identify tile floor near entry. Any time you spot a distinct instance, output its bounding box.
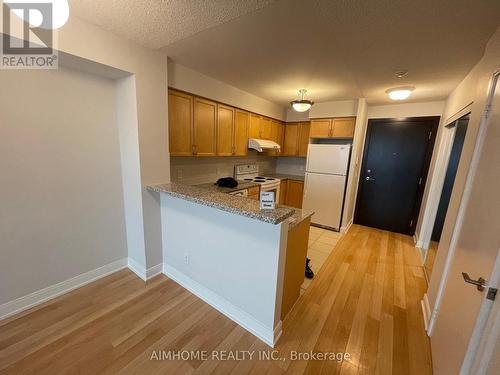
[301,225,344,293]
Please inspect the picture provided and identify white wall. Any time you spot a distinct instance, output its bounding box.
[309,100,358,119]
[367,101,445,119]
[285,108,310,122]
[168,62,286,121]
[56,16,170,270]
[426,26,500,318]
[0,67,127,304]
[161,194,287,346]
[0,14,170,310]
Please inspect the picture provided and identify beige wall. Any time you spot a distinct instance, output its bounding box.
[367,101,445,119]
[170,153,277,185]
[275,157,306,176]
[427,27,500,312]
[168,62,285,121]
[0,14,172,295]
[309,99,358,119]
[0,67,127,304]
[57,16,170,270]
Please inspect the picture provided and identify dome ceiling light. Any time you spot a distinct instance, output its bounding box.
[291,89,314,112]
[386,86,415,101]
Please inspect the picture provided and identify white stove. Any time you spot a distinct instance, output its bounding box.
[234,164,281,198]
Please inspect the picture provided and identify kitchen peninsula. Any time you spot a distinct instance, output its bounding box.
[146,182,313,347]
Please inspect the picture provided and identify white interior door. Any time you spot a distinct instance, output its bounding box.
[306,144,350,175]
[430,72,500,374]
[302,172,346,230]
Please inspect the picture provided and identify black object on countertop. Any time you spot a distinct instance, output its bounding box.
[215,177,239,188]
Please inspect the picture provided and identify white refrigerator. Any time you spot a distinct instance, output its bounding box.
[302,144,351,231]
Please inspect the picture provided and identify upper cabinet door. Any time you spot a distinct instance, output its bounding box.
[283,123,299,156]
[193,98,217,156]
[168,90,193,156]
[234,110,249,156]
[332,117,356,138]
[270,120,283,156]
[260,117,272,140]
[310,119,331,138]
[217,104,234,156]
[298,122,311,157]
[249,114,261,139]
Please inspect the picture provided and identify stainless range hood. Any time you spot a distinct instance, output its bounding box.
[248,138,281,152]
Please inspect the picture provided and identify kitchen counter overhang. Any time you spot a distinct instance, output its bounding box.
[146,182,296,225]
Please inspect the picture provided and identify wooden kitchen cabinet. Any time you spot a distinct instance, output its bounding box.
[247,186,260,200]
[234,110,249,156]
[217,104,234,156]
[281,217,310,319]
[270,119,284,156]
[282,122,309,157]
[332,117,355,138]
[168,90,193,156]
[310,119,331,138]
[283,123,299,156]
[310,117,356,138]
[298,122,311,157]
[279,180,287,205]
[193,98,217,156]
[260,117,272,139]
[248,114,273,140]
[286,180,304,208]
[249,114,261,139]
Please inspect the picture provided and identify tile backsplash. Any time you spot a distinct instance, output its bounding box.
[170,151,277,185]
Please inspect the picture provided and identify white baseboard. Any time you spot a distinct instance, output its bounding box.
[340,220,353,234]
[163,264,280,347]
[421,293,432,334]
[127,257,147,281]
[146,263,163,280]
[0,258,128,320]
[127,258,162,281]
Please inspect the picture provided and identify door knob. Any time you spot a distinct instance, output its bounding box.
[365,177,375,181]
[462,272,486,291]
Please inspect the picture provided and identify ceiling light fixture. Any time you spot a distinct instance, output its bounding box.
[386,86,414,101]
[291,89,314,112]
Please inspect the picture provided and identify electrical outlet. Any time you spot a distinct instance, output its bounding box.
[184,254,190,265]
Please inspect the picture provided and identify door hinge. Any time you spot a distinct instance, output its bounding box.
[428,131,432,140]
[418,177,423,185]
[487,287,498,301]
[410,219,413,227]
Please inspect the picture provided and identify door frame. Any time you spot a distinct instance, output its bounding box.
[427,70,500,336]
[354,116,440,235]
[416,104,473,254]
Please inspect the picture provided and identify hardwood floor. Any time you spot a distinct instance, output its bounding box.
[0,225,432,374]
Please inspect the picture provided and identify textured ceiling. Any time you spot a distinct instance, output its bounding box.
[69,0,276,49]
[70,0,500,105]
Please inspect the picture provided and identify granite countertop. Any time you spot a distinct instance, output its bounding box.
[267,173,305,182]
[145,182,295,225]
[286,206,314,229]
[194,181,260,193]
